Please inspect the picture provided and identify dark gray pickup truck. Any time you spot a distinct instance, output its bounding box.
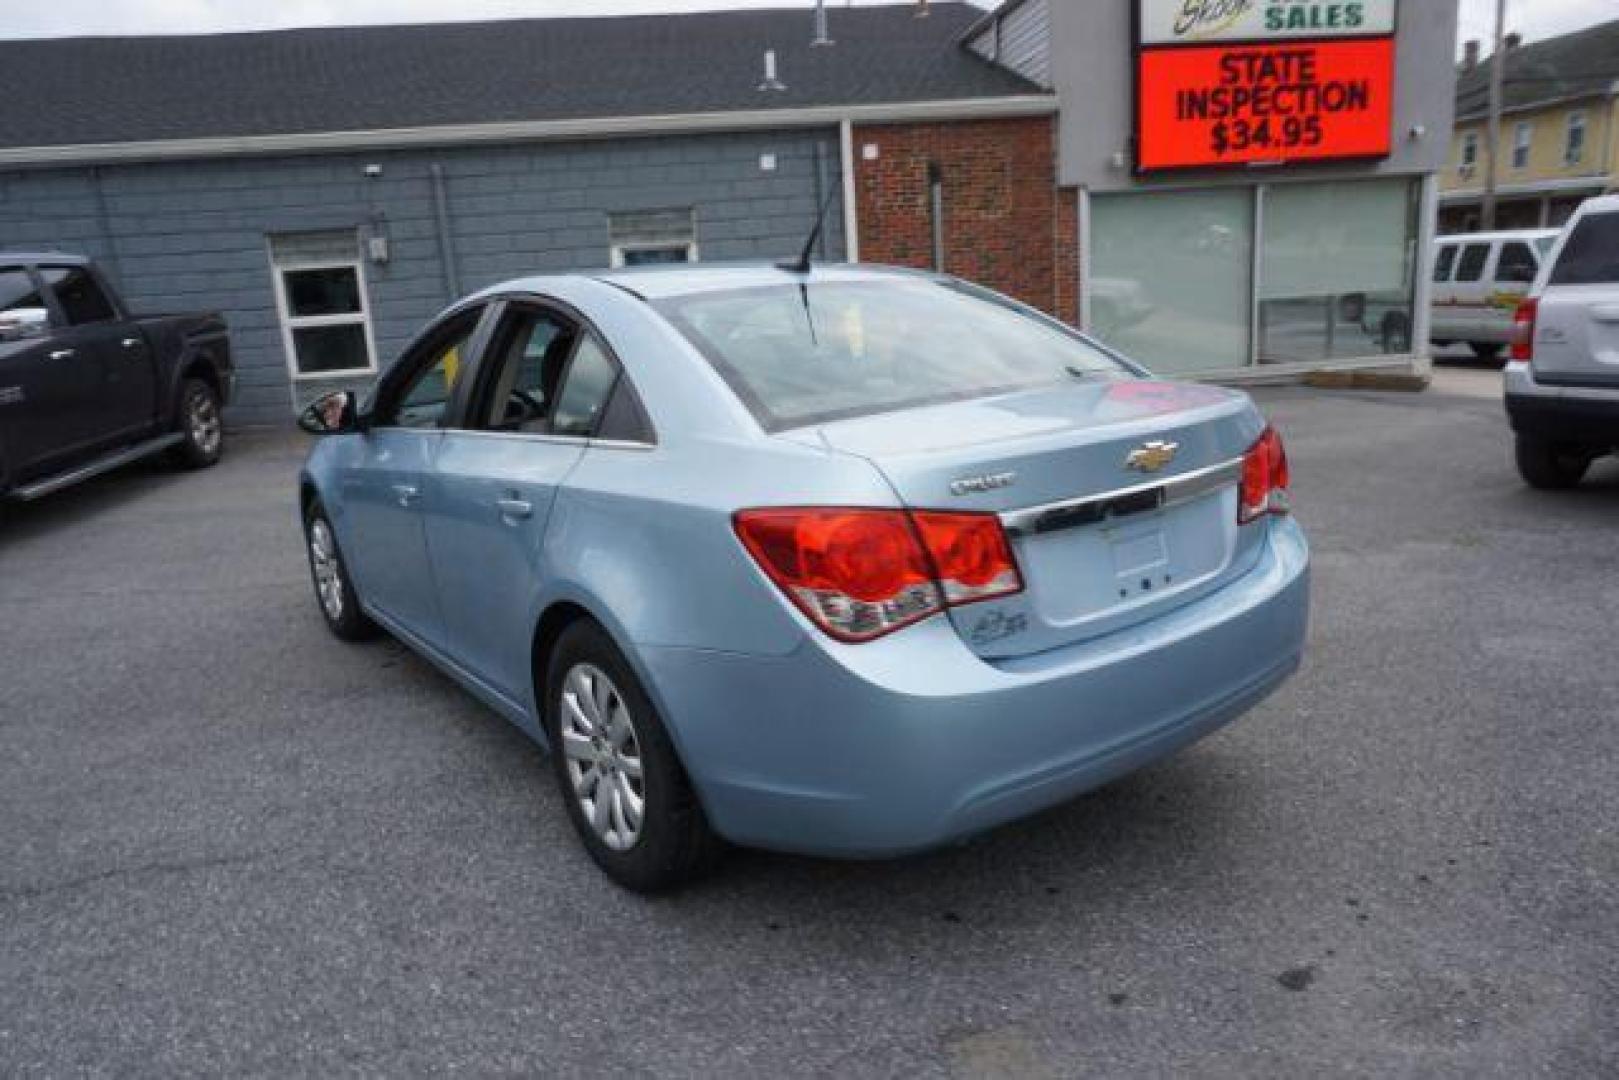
[0,253,232,501]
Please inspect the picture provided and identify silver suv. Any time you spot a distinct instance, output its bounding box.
[1505,194,1619,489]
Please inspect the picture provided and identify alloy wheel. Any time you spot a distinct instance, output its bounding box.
[308,519,344,622]
[189,390,222,457]
[559,663,646,851]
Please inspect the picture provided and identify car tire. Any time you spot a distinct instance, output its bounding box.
[1515,435,1591,490]
[545,620,724,893]
[169,376,225,468]
[303,500,379,641]
[1470,342,1504,362]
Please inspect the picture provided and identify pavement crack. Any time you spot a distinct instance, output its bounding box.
[0,847,286,904]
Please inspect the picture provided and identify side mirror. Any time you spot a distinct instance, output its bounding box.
[1337,293,1368,325]
[298,390,361,434]
[0,307,51,342]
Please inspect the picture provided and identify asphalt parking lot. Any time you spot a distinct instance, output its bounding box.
[2,367,1615,1077]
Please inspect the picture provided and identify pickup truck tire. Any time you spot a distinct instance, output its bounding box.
[304,500,380,641]
[1515,435,1591,490]
[169,377,225,469]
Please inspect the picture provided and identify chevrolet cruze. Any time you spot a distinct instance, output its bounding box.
[297,264,1310,891]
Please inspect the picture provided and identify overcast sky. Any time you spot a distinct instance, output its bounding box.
[0,0,1609,44]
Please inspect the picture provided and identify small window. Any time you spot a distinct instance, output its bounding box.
[1460,133,1479,168]
[380,311,482,429]
[1564,112,1587,166]
[552,337,620,437]
[1433,244,1458,282]
[269,230,377,378]
[1511,123,1533,170]
[1550,211,1619,286]
[1454,243,1491,283]
[609,208,697,268]
[1495,242,1537,284]
[39,265,116,325]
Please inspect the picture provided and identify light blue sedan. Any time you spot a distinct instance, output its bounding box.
[298,264,1308,891]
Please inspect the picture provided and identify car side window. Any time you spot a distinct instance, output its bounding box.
[1432,245,1458,283]
[551,337,621,438]
[1495,242,1537,284]
[475,307,580,433]
[377,309,482,429]
[38,265,117,325]
[1454,244,1491,283]
[0,267,43,313]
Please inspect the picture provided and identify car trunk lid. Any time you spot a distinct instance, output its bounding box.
[787,378,1268,660]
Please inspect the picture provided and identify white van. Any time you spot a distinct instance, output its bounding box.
[1431,229,1560,359]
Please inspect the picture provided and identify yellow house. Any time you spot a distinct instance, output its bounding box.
[1440,20,1619,233]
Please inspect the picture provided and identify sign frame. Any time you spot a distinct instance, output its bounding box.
[1132,0,1401,175]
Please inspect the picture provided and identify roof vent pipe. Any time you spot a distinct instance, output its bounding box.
[759,49,786,92]
[812,0,833,46]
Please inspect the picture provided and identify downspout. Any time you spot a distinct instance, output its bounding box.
[928,162,945,272]
[839,118,859,263]
[90,166,123,288]
[429,163,461,301]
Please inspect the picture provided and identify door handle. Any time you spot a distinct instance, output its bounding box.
[122,337,143,349]
[49,349,75,360]
[392,483,421,507]
[496,497,534,520]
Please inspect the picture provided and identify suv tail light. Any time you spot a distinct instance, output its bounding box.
[1239,425,1290,525]
[734,508,1023,642]
[1511,297,1538,361]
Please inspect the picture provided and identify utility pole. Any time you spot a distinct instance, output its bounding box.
[1480,0,1507,230]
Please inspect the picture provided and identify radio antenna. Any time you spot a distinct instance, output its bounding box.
[778,182,840,274]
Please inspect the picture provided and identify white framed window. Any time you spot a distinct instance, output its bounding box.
[1460,132,1479,169]
[268,229,379,379]
[1512,122,1533,170]
[608,208,698,268]
[1564,111,1587,166]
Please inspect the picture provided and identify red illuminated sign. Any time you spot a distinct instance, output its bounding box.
[1136,37,1396,171]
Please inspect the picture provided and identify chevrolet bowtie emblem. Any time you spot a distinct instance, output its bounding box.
[1125,440,1179,473]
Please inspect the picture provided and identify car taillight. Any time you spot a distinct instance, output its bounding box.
[734,508,1023,642]
[1511,297,1538,361]
[1239,425,1290,525]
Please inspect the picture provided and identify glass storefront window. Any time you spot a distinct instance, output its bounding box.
[1090,188,1253,375]
[1258,179,1419,363]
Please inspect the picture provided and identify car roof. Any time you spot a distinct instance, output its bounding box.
[1436,229,1561,244]
[483,262,945,303]
[0,251,92,266]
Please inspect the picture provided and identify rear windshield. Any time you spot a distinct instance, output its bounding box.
[1550,212,1619,285]
[655,280,1130,430]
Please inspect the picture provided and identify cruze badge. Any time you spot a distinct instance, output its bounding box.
[950,471,1017,496]
[1126,441,1179,473]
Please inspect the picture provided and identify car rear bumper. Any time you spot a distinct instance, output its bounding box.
[1505,362,1619,446]
[641,518,1309,857]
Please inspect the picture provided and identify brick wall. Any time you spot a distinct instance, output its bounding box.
[851,116,1077,325]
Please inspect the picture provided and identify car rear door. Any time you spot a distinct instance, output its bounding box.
[1489,240,1540,329]
[1532,208,1619,387]
[422,300,612,704]
[36,264,154,445]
